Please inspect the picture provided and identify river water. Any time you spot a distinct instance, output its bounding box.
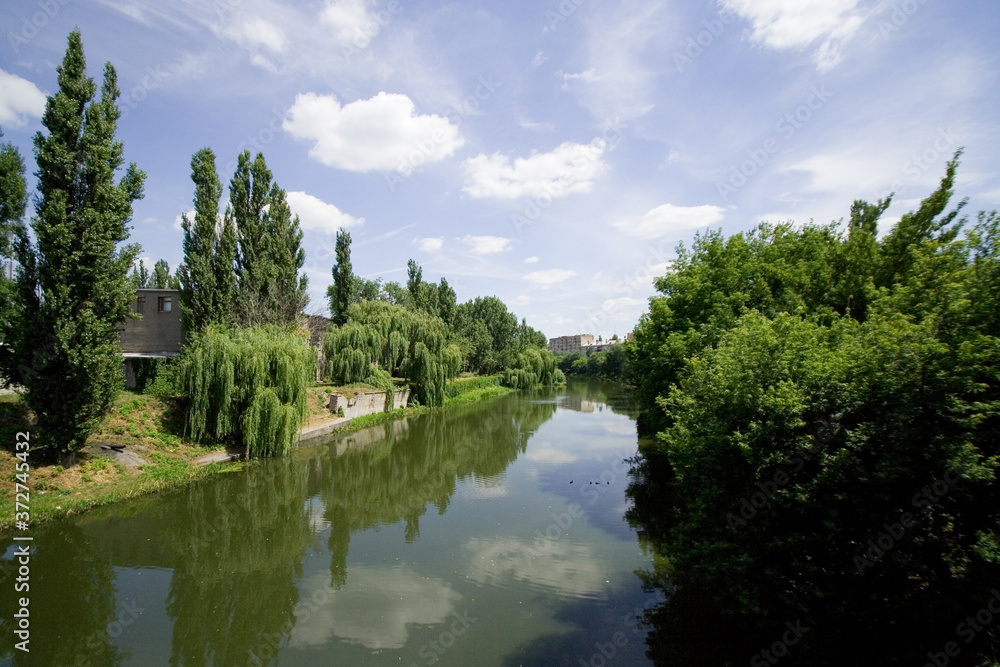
[1,379,660,666]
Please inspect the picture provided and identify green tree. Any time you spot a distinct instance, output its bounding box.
[0,30,145,454]
[0,130,27,351]
[406,258,422,307]
[437,276,456,325]
[328,227,352,326]
[178,147,229,333]
[130,258,150,289]
[227,150,306,326]
[151,258,177,289]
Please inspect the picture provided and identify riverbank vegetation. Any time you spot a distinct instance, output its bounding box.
[625,155,1000,664]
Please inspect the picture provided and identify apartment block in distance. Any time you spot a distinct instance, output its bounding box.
[548,334,595,354]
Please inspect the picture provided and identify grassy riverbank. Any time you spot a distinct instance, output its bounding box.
[0,375,513,529]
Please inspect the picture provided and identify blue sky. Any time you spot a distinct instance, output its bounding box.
[1,0,997,339]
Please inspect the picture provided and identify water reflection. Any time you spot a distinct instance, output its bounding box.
[0,383,655,666]
[626,447,1000,666]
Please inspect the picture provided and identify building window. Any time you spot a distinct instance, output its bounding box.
[136,297,145,314]
[158,296,172,313]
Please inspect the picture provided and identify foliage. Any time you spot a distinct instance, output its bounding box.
[178,147,231,333]
[498,347,565,389]
[558,345,629,381]
[323,300,462,406]
[625,154,1000,663]
[179,325,314,456]
[328,227,352,326]
[228,150,307,327]
[0,30,145,454]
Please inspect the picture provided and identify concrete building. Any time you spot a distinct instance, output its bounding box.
[548,334,594,354]
[548,333,624,356]
[120,289,184,355]
[119,289,184,388]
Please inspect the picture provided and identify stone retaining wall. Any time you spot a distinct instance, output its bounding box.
[327,389,411,420]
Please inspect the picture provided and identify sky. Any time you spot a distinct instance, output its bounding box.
[0,0,998,340]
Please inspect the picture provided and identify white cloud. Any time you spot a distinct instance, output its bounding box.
[531,51,548,68]
[459,235,511,254]
[320,0,376,45]
[414,237,443,252]
[523,269,577,288]
[287,191,364,233]
[465,537,607,599]
[721,0,868,70]
[462,140,607,199]
[284,92,464,173]
[613,203,725,239]
[288,567,460,650]
[509,295,531,306]
[601,297,645,312]
[523,256,540,264]
[222,16,287,54]
[0,70,46,127]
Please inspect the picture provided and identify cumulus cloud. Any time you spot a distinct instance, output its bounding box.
[458,235,511,254]
[172,210,195,231]
[523,256,540,264]
[0,70,46,127]
[462,140,607,199]
[523,269,577,288]
[721,0,868,70]
[613,203,724,239]
[414,237,443,251]
[319,0,376,44]
[287,191,364,233]
[284,91,464,173]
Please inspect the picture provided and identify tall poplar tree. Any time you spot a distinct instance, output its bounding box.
[328,228,352,326]
[178,147,229,333]
[228,150,306,327]
[0,30,145,454]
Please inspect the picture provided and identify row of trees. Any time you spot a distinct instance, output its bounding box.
[323,229,562,406]
[624,155,1000,663]
[0,30,558,456]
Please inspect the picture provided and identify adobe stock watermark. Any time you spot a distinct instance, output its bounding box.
[385,74,501,192]
[568,242,673,338]
[672,5,738,73]
[511,118,625,235]
[544,0,587,32]
[577,586,675,667]
[78,600,145,662]
[7,0,72,55]
[342,0,405,63]
[716,84,834,203]
[119,65,171,121]
[924,589,1000,667]
[750,620,810,666]
[408,609,477,666]
[726,418,840,533]
[871,127,961,202]
[853,466,964,575]
[249,577,340,665]
[224,107,286,176]
[877,0,930,40]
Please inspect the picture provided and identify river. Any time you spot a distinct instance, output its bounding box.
[0,379,660,666]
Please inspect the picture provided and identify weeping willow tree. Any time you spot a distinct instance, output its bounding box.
[499,346,565,389]
[323,300,463,406]
[180,325,314,456]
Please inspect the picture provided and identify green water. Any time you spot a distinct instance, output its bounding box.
[0,379,658,666]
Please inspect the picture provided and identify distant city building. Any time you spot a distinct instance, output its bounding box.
[548,333,622,356]
[548,334,594,354]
